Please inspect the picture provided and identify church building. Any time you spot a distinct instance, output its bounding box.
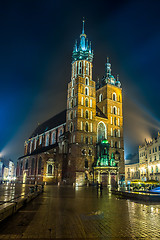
[17,21,124,186]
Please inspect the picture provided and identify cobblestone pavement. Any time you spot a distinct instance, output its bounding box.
[0,185,160,239]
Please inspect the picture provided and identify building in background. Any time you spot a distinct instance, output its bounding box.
[125,153,140,182]
[139,133,160,181]
[0,161,3,182]
[125,162,140,182]
[8,160,15,181]
[3,167,9,181]
[17,21,124,186]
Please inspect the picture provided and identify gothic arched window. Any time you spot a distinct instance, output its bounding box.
[85,77,89,85]
[71,111,73,119]
[85,122,89,132]
[113,106,117,115]
[85,87,89,96]
[113,93,116,101]
[85,110,89,119]
[97,122,106,142]
[70,122,73,132]
[52,132,55,144]
[99,94,103,102]
[79,61,82,74]
[72,88,75,97]
[38,157,42,174]
[45,134,49,146]
[86,63,89,75]
[85,98,89,107]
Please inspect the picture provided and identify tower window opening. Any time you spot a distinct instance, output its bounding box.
[113,106,117,115]
[79,61,82,74]
[99,94,103,102]
[72,88,75,97]
[85,98,89,107]
[72,78,75,87]
[115,141,117,148]
[85,137,89,144]
[71,111,73,119]
[114,117,116,125]
[113,93,117,101]
[86,62,89,75]
[71,99,73,108]
[114,129,117,137]
[85,122,89,132]
[85,110,89,119]
[70,123,73,132]
[85,87,89,96]
[85,77,89,85]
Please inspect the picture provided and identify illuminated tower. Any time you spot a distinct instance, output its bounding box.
[66,20,96,185]
[96,58,124,179]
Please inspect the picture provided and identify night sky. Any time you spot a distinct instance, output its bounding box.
[0,0,160,163]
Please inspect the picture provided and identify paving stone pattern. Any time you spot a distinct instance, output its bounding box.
[0,185,160,239]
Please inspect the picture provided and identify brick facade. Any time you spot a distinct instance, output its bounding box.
[17,22,124,185]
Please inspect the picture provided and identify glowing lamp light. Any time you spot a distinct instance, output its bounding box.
[102,140,108,144]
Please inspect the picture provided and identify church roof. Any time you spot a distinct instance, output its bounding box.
[30,110,66,138]
[18,142,58,160]
[96,106,107,119]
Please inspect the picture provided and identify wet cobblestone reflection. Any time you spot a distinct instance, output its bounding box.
[0,185,160,239]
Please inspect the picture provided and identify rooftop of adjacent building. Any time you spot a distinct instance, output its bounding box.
[139,132,160,149]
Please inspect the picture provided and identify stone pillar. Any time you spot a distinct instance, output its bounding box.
[98,170,101,183]
[108,171,111,186]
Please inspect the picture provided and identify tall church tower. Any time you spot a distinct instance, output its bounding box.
[66,20,96,185]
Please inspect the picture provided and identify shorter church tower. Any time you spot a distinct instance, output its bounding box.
[96,58,124,181]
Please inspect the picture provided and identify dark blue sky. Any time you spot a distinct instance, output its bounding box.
[0,0,160,162]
